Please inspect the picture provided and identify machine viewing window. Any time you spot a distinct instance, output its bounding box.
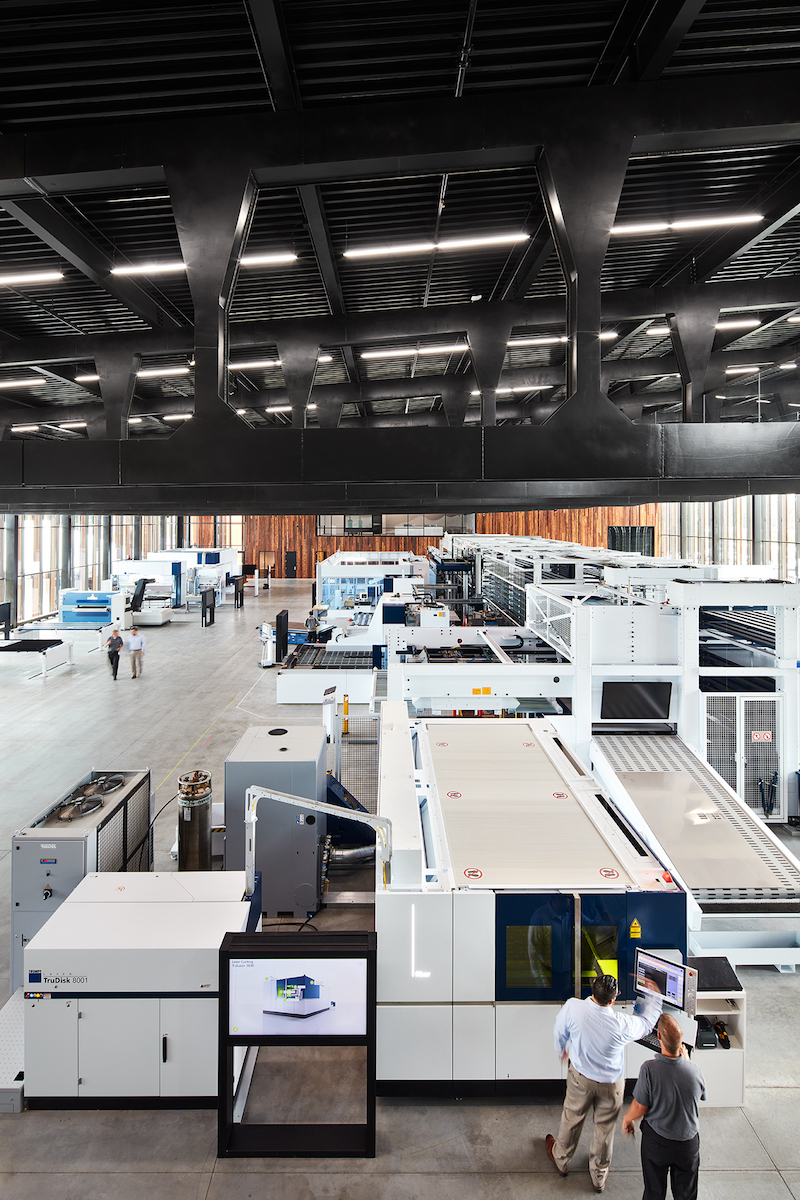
[228,956,367,1037]
[581,926,618,986]
[600,681,672,720]
[506,924,552,988]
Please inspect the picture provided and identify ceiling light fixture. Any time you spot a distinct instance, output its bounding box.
[646,326,671,336]
[236,409,246,415]
[611,214,763,235]
[469,385,554,396]
[264,403,318,414]
[787,316,800,324]
[599,331,619,340]
[11,424,39,432]
[59,421,87,429]
[716,318,762,330]
[317,354,333,363]
[137,366,191,378]
[725,365,763,374]
[780,362,797,369]
[229,359,282,370]
[0,378,47,388]
[239,252,297,265]
[111,262,186,275]
[128,417,143,424]
[107,195,170,203]
[507,336,567,347]
[75,373,100,382]
[344,232,530,259]
[162,413,193,421]
[0,270,64,285]
[360,344,469,359]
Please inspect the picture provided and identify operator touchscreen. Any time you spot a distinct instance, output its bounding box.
[635,950,685,1009]
[228,957,367,1036]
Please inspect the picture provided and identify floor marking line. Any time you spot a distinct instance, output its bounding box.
[155,692,241,792]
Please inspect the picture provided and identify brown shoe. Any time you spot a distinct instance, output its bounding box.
[545,1134,567,1177]
[590,1169,606,1193]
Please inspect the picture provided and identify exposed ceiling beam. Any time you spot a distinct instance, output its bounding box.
[244,0,299,110]
[654,163,800,287]
[499,217,554,300]
[590,1,705,85]
[0,197,187,331]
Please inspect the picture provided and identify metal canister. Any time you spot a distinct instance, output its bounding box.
[177,768,212,871]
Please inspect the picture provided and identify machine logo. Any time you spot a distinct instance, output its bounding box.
[464,868,483,879]
[599,867,620,880]
[40,844,56,850]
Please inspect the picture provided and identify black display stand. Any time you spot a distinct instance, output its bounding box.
[218,932,377,1158]
[0,600,10,640]
[232,575,245,609]
[201,587,215,627]
[275,609,289,660]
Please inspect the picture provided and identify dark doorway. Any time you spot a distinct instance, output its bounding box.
[285,551,297,579]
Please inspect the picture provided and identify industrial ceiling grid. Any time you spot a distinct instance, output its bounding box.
[2,3,800,444]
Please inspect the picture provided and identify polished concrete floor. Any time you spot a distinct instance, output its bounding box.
[1,580,799,1198]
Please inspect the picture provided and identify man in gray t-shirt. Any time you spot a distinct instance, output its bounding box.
[622,1013,706,1200]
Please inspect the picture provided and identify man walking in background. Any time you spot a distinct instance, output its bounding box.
[104,628,123,679]
[622,1012,706,1200]
[127,627,146,678]
[545,974,661,1193]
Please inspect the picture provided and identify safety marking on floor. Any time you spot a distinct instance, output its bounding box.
[155,692,241,792]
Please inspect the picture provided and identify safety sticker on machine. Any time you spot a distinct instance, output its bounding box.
[436,742,448,747]
[447,790,462,798]
[464,868,483,879]
[552,791,568,800]
[523,742,535,747]
[629,919,642,938]
[599,867,620,880]
[751,730,772,742]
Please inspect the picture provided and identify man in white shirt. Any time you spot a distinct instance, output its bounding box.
[545,973,661,1193]
[127,627,146,678]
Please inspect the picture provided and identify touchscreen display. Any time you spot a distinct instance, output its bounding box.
[229,957,367,1036]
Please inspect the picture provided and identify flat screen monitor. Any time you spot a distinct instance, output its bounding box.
[228,956,367,1036]
[600,681,672,720]
[634,948,686,1011]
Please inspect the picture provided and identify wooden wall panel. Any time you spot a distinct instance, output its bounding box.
[244,506,662,578]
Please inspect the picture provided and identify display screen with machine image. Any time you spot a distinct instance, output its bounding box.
[228,957,368,1036]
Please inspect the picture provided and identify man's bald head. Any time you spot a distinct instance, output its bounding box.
[657,1013,683,1055]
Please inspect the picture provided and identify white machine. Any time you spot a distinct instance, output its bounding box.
[23,871,255,1105]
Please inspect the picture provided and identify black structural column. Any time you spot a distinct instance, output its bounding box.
[668,299,721,423]
[275,337,319,429]
[537,127,634,426]
[91,348,141,440]
[467,308,515,426]
[167,156,256,428]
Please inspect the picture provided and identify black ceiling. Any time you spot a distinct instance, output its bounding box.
[1,1,800,511]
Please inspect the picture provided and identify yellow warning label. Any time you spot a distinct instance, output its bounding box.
[482,686,491,695]
[472,687,481,695]
[629,919,642,939]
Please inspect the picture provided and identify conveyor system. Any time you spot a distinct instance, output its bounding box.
[592,732,800,915]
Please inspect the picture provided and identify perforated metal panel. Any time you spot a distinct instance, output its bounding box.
[706,695,737,792]
[743,697,781,818]
[95,775,152,872]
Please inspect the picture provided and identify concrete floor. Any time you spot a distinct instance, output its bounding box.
[1,579,799,1198]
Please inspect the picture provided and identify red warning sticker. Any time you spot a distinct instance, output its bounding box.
[464,868,483,879]
[522,742,535,747]
[751,730,772,742]
[599,867,620,880]
[552,791,569,800]
[435,741,449,747]
[447,790,462,798]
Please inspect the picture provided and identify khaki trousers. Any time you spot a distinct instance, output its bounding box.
[553,1063,624,1188]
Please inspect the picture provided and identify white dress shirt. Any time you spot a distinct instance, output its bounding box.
[553,993,662,1083]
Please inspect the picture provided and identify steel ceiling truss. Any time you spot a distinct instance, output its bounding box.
[0,71,799,507]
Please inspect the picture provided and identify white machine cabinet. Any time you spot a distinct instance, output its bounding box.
[24,873,251,1104]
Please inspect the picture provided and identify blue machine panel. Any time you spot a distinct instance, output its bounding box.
[622,891,687,1000]
[495,893,575,1002]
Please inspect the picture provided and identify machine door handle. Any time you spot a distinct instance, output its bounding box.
[162,1035,168,1063]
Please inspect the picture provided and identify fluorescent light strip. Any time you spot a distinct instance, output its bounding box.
[239,252,297,265]
[611,214,763,235]
[317,354,333,363]
[128,417,143,424]
[344,232,529,259]
[646,327,670,336]
[470,385,554,395]
[717,318,761,330]
[162,413,193,421]
[507,336,567,347]
[780,362,796,369]
[787,316,800,323]
[0,378,47,388]
[107,195,169,203]
[75,373,100,382]
[266,404,317,413]
[599,331,619,340]
[229,359,282,370]
[59,421,87,429]
[725,366,764,374]
[137,366,191,378]
[0,270,64,285]
[111,262,186,275]
[361,344,468,359]
[11,424,39,432]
